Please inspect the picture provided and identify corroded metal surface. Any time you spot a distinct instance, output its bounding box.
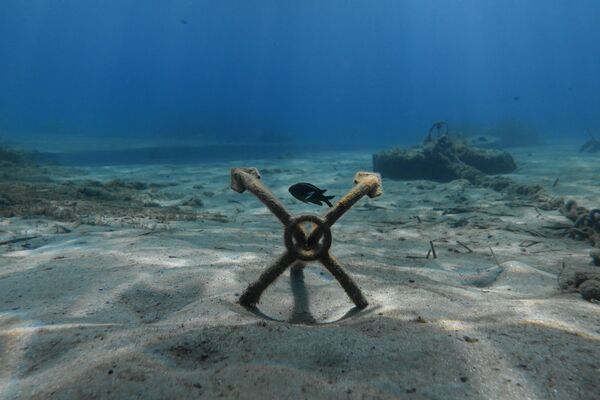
[230,167,383,309]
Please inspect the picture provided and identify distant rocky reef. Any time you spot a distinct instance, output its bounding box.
[579,131,600,153]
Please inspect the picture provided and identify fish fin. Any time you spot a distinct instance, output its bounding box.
[315,200,323,206]
[319,188,327,194]
[306,191,315,199]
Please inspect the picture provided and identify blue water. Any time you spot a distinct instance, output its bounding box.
[1,1,599,155]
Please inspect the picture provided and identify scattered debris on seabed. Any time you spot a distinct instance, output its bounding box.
[373,124,600,301]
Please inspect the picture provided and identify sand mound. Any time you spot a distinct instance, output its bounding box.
[491,261,558,295]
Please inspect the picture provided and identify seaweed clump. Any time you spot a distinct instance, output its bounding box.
[561,200,600,247]
[560,268,600,302]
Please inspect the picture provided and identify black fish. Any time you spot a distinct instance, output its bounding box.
[512,96,520,101]
[289,182,335,207]
[180,19,188,25]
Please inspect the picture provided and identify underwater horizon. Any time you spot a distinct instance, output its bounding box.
[1,1,600,156]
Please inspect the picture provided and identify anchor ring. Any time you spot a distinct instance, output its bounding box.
[284,215,332,261]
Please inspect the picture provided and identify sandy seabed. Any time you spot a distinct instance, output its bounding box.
[1,144,599,399]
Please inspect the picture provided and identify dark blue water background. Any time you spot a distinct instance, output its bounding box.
[1,1,599,156]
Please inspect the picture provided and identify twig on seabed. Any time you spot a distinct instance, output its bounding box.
[489,246,500,266]
[456,240,473,253]
[429,241,437,259]
[557,261,566,292]
[519,240,541,248]
[0,236,38,246]
[530,248,559,254]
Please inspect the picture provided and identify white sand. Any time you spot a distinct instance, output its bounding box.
[1,144,599,399]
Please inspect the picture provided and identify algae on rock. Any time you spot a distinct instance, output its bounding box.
[373,133,516,182]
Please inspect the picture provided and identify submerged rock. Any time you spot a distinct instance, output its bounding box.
[373,134,516,182]
[560,267,600,302]
[579,131,600,153]
[580,280,600,301]
[373,124,564,214]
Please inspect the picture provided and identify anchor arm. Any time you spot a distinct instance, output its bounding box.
[231,167,294,226]
[306,172,383,245]
[231,167,307,244]
[320,253,368,308]
[324,172,383,226]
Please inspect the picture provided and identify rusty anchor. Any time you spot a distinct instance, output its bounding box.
[231,167,383,309]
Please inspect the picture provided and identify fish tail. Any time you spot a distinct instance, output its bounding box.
[324,195,334,207]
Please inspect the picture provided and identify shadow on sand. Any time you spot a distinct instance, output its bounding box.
[240,262,370,325]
